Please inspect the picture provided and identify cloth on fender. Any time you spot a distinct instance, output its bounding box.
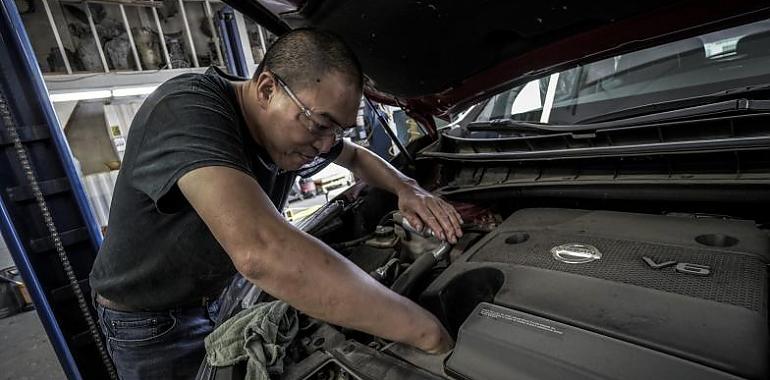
[205,300,299,380]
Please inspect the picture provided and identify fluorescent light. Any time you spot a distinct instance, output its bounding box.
[112,86,158,97]
[49,90,112,102]
[49,85,159,103]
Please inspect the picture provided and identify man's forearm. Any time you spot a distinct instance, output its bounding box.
[242,222,444,350]
[180,162,452,353]
[341,143,418,196]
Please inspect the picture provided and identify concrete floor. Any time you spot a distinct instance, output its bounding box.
[0,310,65,380]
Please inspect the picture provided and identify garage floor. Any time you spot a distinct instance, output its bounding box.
[0,310,65,379]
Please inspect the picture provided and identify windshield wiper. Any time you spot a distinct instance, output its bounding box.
[468,118,584,132]
[578,83,770,124]
[468,97,770,135]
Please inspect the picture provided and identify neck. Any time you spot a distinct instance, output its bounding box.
[233,81,265,146]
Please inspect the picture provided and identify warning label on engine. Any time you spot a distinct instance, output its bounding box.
[479,307,564,336]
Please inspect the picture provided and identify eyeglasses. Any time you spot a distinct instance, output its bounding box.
[270,71,346,143]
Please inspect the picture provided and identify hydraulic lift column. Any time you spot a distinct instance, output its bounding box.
[0,1,112,378]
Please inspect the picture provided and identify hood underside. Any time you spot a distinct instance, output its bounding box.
[227,0,770,118]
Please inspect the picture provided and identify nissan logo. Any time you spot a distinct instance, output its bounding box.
[551,243,602,264]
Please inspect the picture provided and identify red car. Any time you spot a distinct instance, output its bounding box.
[199,2,770,379]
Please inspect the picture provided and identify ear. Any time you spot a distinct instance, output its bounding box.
[254,72,276,109]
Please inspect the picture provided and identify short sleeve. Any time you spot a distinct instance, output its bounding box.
[130,84,251,213]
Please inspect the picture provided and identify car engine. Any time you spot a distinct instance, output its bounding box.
[424,208,768,380]
[222,203,764,380]
[202,202,768,380]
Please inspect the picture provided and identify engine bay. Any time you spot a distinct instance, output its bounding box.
[206,201,768,380]
[428,208,768,380]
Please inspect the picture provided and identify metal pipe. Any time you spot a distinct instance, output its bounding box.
[151,7,172,69]
[233,10,255,73]
[84,2,109,72]
[257,24,267,56]
[41,0,72,74]
[177,0,199,67]
[220,6,248,77]
[203,0,223,66]
[364,97,415,165]
[119,4,142,70]
[59,0,162,6]
[215,8,237,74]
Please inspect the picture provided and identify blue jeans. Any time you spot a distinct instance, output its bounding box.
[95,300,220,380]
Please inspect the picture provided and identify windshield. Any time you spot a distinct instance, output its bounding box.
[474,18,770,125]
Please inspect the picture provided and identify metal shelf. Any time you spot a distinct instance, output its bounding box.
[37,0,227,74]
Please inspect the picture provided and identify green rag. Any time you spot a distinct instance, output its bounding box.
[205,300,299,380]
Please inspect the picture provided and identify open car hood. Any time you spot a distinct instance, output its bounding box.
[226,0,770,119]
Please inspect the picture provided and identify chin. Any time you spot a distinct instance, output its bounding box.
[277,161,300,171]
[277,156,306,171]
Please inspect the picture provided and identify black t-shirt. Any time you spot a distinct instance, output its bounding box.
[89,67,341,310]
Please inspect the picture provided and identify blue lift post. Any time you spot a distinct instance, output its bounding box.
[0,1,112,378]
[217,5,251,78]
[0,1,254,378]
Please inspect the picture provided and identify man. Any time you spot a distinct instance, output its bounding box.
[89,29,460,379]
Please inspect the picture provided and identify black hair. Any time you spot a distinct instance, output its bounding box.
[254,28,363,93]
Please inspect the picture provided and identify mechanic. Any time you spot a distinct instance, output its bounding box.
[89,28,460,379]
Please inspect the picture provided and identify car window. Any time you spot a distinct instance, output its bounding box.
[474,18,770,125]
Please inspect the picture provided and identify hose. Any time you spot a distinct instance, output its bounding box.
[390,242,450,296]
[329,234,373,250]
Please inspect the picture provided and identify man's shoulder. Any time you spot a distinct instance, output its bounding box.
[154,70,231,100]
[141,71,238,126]
[125,69,242,151]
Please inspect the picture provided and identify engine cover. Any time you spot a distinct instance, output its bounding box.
[421,208,768,379]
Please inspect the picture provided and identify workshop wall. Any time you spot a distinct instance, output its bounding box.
[63,100,119,175]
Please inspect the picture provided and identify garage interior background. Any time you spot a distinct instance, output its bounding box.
[0,0,426,271]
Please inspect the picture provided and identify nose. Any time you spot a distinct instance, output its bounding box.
[311,134,336,154]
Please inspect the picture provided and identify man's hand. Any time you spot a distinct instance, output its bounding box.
[417,316,455,354]
[335,141,464,243]
[397,182,463,243]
